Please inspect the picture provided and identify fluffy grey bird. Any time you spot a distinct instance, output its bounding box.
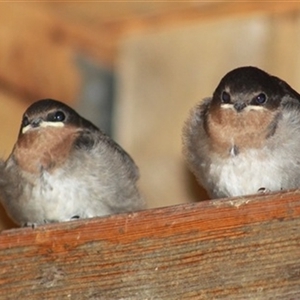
[183,66,300,198]
[0,99,144,226]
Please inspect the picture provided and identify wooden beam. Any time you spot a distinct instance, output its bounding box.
[0,190,299,298]
[112,2,300,36]
[0,3,300,101]
[12,3,300,69]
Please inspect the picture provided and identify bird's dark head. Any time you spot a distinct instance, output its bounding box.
[14,99,100,174]
[203,66,300,153]
[19,99,97,136]
[211,66,295,113]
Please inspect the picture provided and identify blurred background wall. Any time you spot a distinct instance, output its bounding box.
[1,2,300,229]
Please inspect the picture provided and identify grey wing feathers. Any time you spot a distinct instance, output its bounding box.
[101,133,140,180]
[75,127,139,180]
[182,98,211,160]
[272,76,300,101]
[182,98,212,188]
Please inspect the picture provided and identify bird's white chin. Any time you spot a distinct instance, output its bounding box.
[221,103,266,111]
[22,121,64,134]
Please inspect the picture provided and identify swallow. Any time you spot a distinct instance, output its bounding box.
[182,66,300,198]
[0,99,145,227]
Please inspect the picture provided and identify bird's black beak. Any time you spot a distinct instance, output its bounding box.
[233,102,246,112]
[31,118,42,128]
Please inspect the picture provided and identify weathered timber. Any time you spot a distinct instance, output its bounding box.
[0,190,299,299]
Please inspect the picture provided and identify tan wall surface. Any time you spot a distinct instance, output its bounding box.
[115,13,300,208]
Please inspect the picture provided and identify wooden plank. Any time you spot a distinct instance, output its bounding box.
[0,190,299,299]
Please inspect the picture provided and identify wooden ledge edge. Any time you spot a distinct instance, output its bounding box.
[0,189,299,299]
[0,189,299,243]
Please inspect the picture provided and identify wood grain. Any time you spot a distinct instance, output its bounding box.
[0,190,299,299]
[41,2,300,67]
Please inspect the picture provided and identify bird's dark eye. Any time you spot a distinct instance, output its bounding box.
[49,111,66,122]
[22,116,30,127]
[54,111,65,121]
[221,91,231,103]
[255,93,267,105]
